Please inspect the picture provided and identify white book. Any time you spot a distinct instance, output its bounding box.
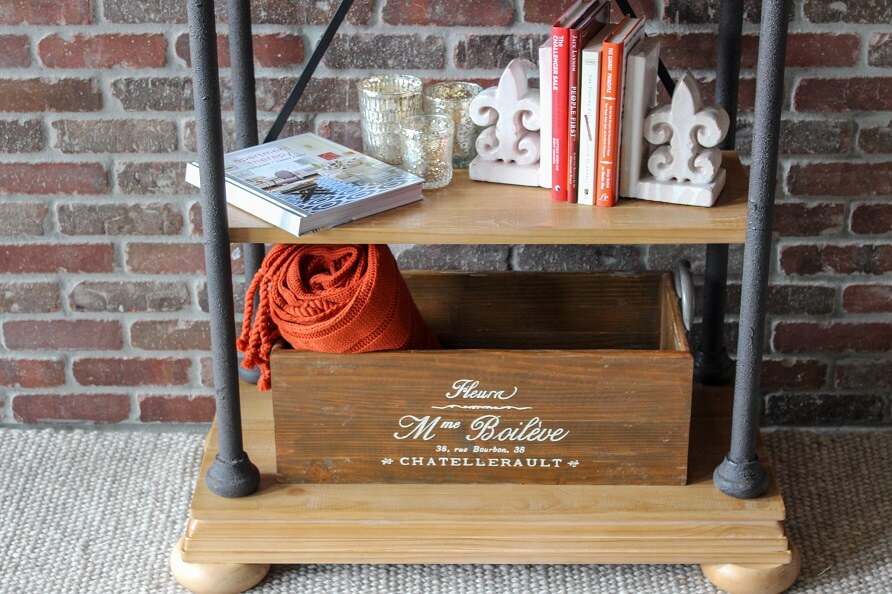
[185,133,423,236]
[538,41,552,189]
[619,37,661,199]
[576,27,613,205]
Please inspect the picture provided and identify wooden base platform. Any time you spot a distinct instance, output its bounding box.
[174,382,798,593]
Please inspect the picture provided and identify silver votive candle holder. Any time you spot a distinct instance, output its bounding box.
[399,114,454,190]
[422,81,484,169]
[358,74,423,165]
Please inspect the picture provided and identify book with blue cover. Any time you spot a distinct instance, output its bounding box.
[185,133,423,236]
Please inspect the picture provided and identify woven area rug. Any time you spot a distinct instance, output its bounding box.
[1,427,890,593]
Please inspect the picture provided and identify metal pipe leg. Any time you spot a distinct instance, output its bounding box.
[227,0,267,385]
[695,0,743,385]
[714,0,790,499]
[187,0,260,498]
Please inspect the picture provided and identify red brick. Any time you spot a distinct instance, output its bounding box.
[835,359,892,390]
[254,77,354,114]
[851,203,892,235]
[773,203,845,236]
[805,0,892,24]
[794,78,892,112]
[4,320,123,351]
[843,284,892,313]
[736,119,853,158]
[126,242,205,274]
[325,34,446,69]
[787,162,892,197]
[103,0,192,23]
[0,78,102,112]
[657,34,752,71]
[785,34,861,68]
[0,163,107,194]
[764,393,885,426]
[131,320,211,351]
[780,244,892,276]
[58,202,182,236]
[139,394,215,423]
[664,0,773,24]
[0,244,114,274]
[73,357,191,386]
[0,35,30,67]
[773,322,892,353]
[761,359,828,392]
[188,202,203,235]
[53,119,177,153]
[250,0,374,25]
[0,202,48,235]
[523,0,656,22]
[0,282,60,313]
[0,119,45,152]
[13,394,130,424]
[116,161,193,195]
[39,34,166,68]
[200,357,214,387]
[111,77,193,112]
[317,120,363,152]
[70,281,190,312]
[0,0,92,24]
[383,0,514,25]
[869,33,892,67]
[0,359,65,388]
[175,33,304,68]
[455,34,548,69]
[858,122,892,154]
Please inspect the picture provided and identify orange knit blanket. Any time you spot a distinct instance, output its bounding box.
[237,244,440,390]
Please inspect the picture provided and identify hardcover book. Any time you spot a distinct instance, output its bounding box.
[185,133,423,236]
[551,0,602,202]
[594,16,646,207]
[575,25,613,205]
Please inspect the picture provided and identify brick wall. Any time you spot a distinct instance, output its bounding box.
[0,0,889,426]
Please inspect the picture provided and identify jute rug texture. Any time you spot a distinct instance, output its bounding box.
[1,428,889,593]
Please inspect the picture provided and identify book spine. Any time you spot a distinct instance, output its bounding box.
[567,27,582,203]
[538,43,553,189]
[576,49,600,205]
[551,26,570,202]
[594,39,624,207]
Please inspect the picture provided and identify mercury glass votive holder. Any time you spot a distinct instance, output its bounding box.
[399,114,454,190]
[422,81,484,168]
[358,74,423,165]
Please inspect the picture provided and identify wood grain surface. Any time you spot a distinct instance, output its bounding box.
[270,272,693,485]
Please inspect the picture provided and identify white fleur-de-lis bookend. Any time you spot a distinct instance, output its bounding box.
[631,73,730,207]
[468,58,541,186]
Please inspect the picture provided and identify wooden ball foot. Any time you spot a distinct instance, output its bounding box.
[701,543,800,594]
[170,537,270,594]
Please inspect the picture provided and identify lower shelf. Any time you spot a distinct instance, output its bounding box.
[181,382,792,567]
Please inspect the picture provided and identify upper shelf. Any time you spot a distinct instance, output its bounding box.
[227,151,749,245]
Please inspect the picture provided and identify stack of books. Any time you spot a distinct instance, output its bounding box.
[185,133,424,236]
[543,0,660,207]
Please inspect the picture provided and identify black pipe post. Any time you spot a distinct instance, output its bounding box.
[187,0,260,498]
[714,0,790,499]
[227,0,265,385]
[695,0,744,386]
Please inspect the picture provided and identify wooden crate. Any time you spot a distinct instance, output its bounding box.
[270,272,693,485]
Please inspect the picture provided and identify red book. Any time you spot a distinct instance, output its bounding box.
[566,2,610,203]
[594,16,645,207]
[551,0,600,202]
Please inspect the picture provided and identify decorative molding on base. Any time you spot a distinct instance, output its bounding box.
[633,167,727,208]
[468,157,540,187]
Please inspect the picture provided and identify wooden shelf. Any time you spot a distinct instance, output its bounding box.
[181,381,792,567]
[227,151,749,246]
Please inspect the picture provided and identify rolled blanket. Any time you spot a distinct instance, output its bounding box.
[237,244,440,390]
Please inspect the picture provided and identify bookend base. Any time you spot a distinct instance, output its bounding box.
[630,168,726,207]
[469,157,540,187]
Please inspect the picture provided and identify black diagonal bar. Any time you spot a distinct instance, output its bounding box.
[264,0,355,143]
[614,0,674,96]
[714,0,790,499]
[187,0,260,498]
